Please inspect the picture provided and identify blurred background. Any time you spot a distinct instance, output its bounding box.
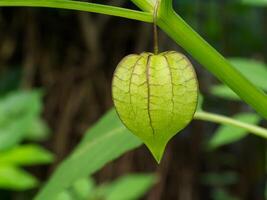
[0,0,266,199]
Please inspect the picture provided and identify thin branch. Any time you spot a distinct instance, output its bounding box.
[0,0,153,23]
[194,111,267,139]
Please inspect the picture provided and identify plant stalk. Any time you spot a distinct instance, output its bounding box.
[0,0,153,23]
[194,111,267,139]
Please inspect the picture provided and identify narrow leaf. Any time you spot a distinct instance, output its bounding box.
[55,192,72,200]
[0,144,54,166]
[104,174,156,200]
[35,109,142,200]
[26,118,51,141]
[71,178,95,199]
[0,90,43,150]
[0,165,38,190]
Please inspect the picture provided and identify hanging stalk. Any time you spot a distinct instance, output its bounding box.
[0,0,153,22]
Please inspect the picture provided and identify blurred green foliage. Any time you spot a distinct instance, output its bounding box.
[205,57,266,200]
[242,0,267,6]
[35,109,142,200]
[0,90,54,191]
[56,174,156,200]
[0,90,48,150]
[208,113,261,149]
[211,58,267,100]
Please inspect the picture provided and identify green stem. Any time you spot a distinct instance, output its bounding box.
[132,0,267,120]
[194,111,267,139]
[0,0,153,23]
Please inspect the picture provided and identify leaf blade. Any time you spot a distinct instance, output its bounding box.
[0,165,38,190]
[105,174,156,200]
[35,109,142,200]
[0,144,54,166]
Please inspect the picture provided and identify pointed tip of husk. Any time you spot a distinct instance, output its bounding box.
[154,154,163,164]
[145,140,167,164]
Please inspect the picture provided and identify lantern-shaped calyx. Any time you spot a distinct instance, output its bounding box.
[112,51,198,163]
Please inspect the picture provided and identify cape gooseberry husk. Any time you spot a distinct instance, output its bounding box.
[112,51,198,163]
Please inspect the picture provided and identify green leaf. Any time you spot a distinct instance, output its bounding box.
[26,118,51,141]
[0,90,43,150]
[0,144,54,166]
[55,192,72,200]
[112,51,198,163]
[0,90,42,125]
[89,184,110,200]
[55,178,95,200]
[0,165,38,190]
[35,109,142,200]
[242,0,267,6]
[208,113,261,150]
[0,115,34,151]
[211,58,267,100]
[71,178,95,199]
[104,174,156,200]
